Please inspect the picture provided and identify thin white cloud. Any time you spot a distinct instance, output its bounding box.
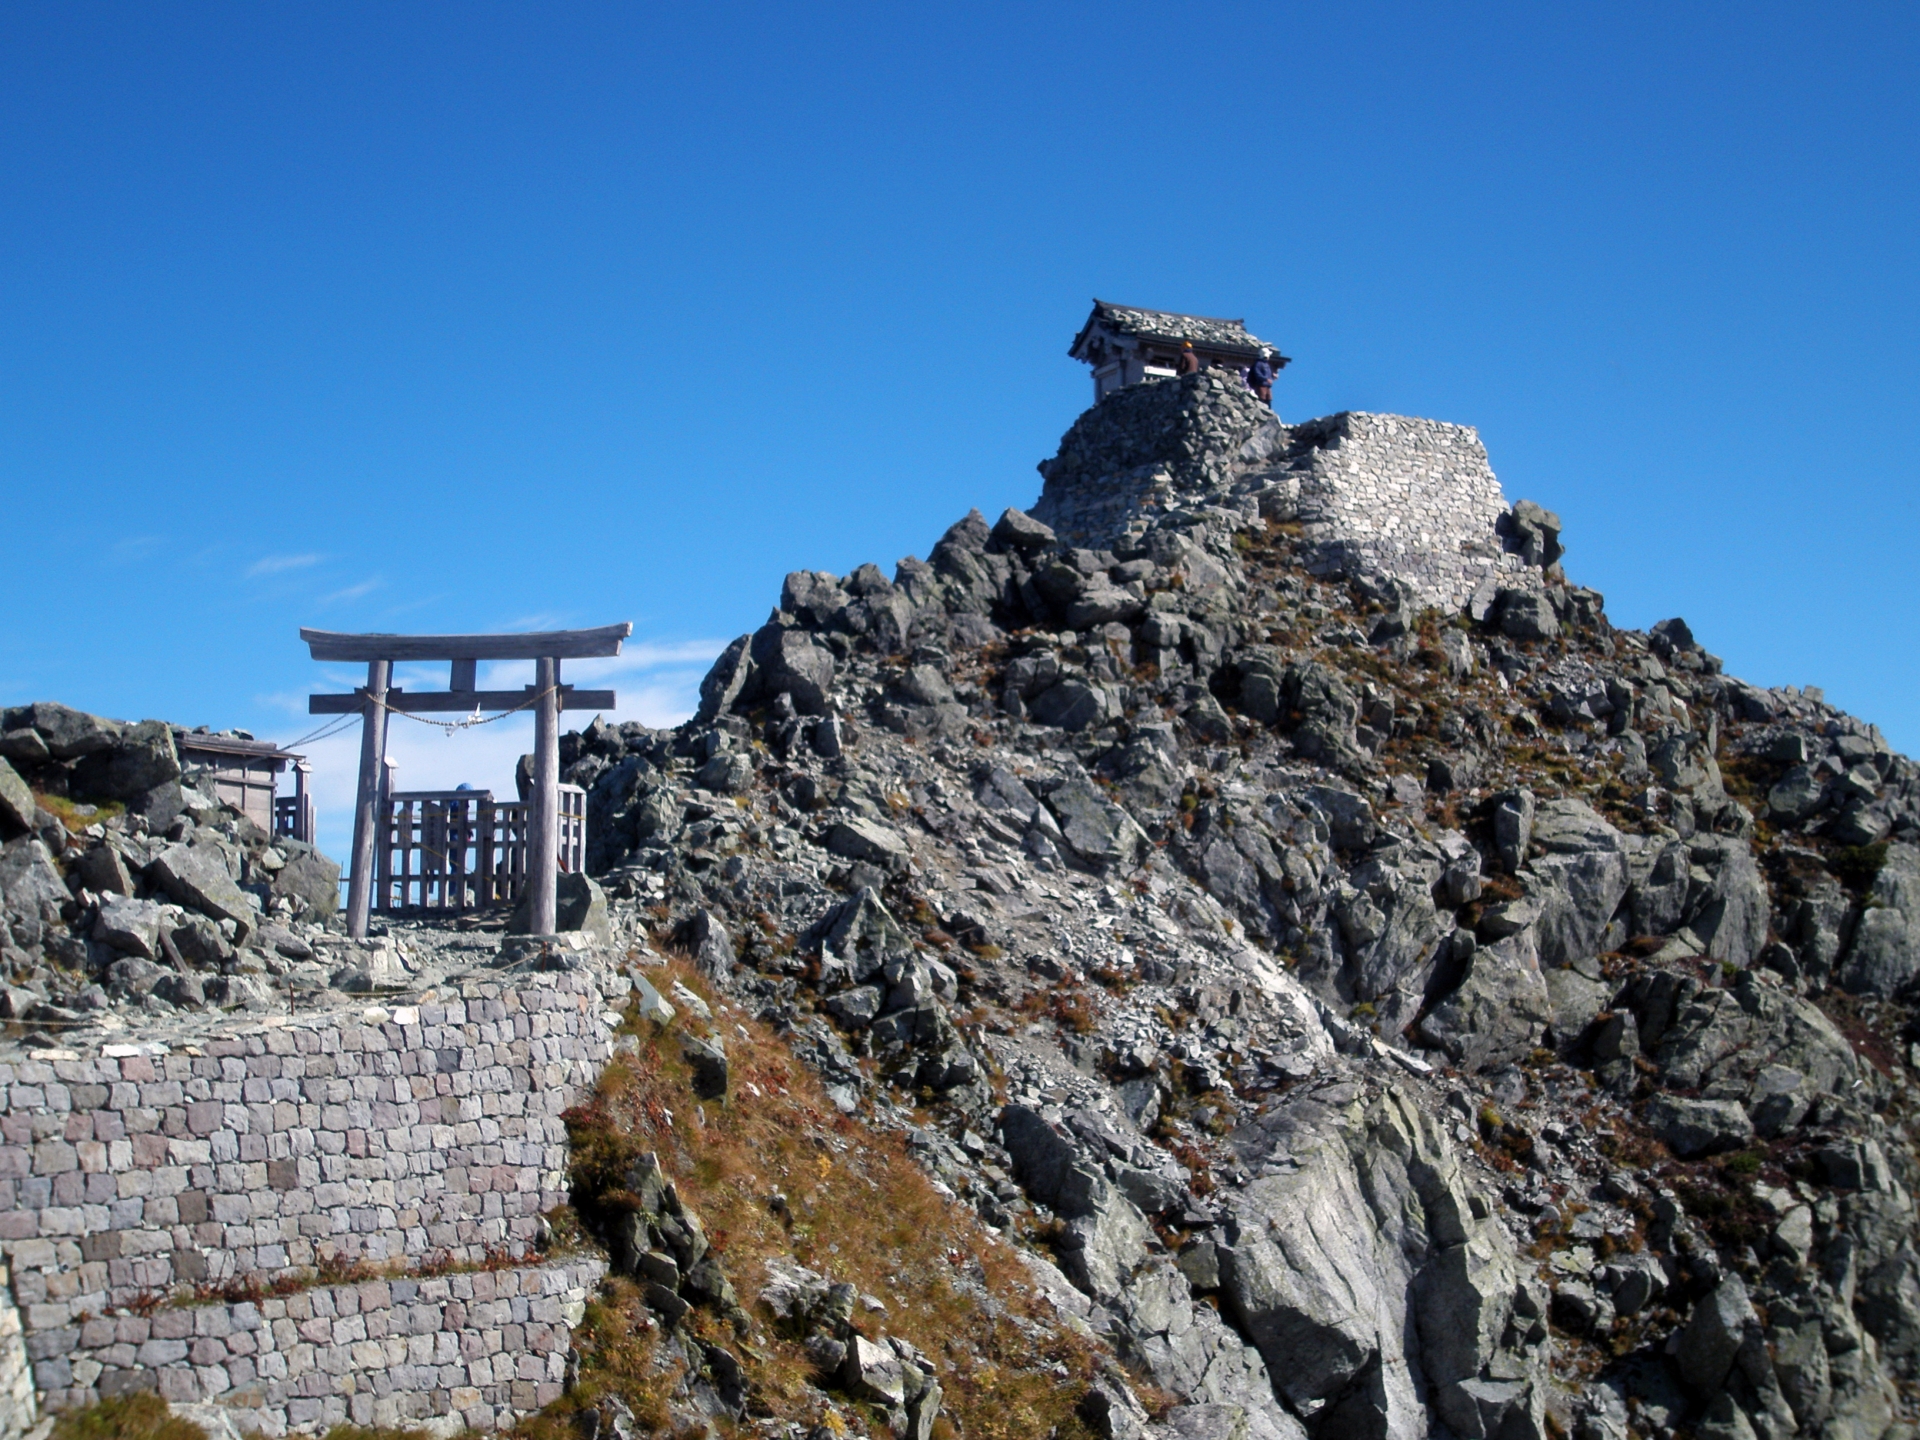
[247,553,323,578]
[563,639,729,680]
[112,535,167,559]
[320,577,382,605]
[252,691,314,717]
[391,662,451,690]
[496,612,571,632]
[379,593,448,618]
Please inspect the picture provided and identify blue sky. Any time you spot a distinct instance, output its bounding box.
[3,3,1916,861]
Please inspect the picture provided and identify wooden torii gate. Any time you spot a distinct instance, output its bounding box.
[301,623,633,940]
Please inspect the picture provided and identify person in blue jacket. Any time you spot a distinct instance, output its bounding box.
[1248,351,1277,406]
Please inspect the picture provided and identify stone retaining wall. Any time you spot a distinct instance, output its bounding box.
[1029,371,1543,612]
[1285,411,1536,611]
[1030,461,1179,556]
[51,1255,605,1437]
[0,967,621,1434]
[0,1271,31,1440]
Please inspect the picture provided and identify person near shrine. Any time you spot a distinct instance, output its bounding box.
[1248,351,1277,405]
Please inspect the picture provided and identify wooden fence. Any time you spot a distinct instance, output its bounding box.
[273,792,316,846]
[373,786,585,915]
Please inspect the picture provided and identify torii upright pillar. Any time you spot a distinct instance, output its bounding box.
[347,659,391,942]
[301,624,632,939]
[529,656,561,936]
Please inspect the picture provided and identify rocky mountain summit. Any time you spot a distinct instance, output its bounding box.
[6,367,1920,1440]
[546,371,1920,1440]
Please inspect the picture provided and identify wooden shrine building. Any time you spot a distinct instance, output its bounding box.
[301,623,631,940]
[174,731,314,843]
[1069,299,1288,403]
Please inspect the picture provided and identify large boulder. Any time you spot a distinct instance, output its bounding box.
[1837,843,1920,996]
[93,895,163,959]
[1525,844,1628,970]
[508,871,611,942]
[1526,797,1622,855]
[996,1105,1152,1305]
[1503,501,1564,568]
[749,625,837,715]
[1029,678,1119,732]
[683,907,735,978]
[781,570,851,628]
[1045,779,1148,875]
[5,701,121,759]
[1057,1188,1154,1306]
[1418,931,1554,1072]
[825,817,911,874]
[1675,1275,1759,1392]
[1282,663,1361,765]
[991,507,1055,552]
[1065,584,1145,630]
[149,839,255,942]
[1766,764,1827,822]
[1520,802,1629,972]
[1220,1086,1539,1440]
[1495,589,1559,642]
[999,1105,1106,1217]
[1335,841,1448,1007]
[1651,731,1729,809]
[1645,1095,1753,1157]
[71,720,180,801]
[695,636,755,725]
[1301,785,1376,851]
[818,886,912,983]
[75,844,135,897]
[270,843,340,919]
[1233,649,1286,726]
[1492,789,1535,872]
[0,758,34,836]
[695,751,756,794]
[0,838,70,934]
[1683,835,1770,969]
[1647,971,1855,1142]
[1625,837,1691,938]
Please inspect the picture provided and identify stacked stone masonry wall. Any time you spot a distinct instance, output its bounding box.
[1030,462,1178,555]
[1030,376,1541,613]
[1287,412,1535,611]
[55,1257,605,1437]
[0,969,618,1435]
[0,1268,29,1440]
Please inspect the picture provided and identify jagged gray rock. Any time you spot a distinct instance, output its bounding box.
[0,759,34,836]
[149,838,255,943]
[1836,841,1920,995]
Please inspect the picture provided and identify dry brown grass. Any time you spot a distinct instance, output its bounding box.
[33,791,126,832]
[1815,988,1900,1078]
[51,1395,205,1440]
[510,1275,678,1440]
[320,1426,435,1440]
[174,1238,526,1309]
[545,956,1099,1440]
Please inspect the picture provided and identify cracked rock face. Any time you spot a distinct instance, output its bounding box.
[1220,1083,1544,1440]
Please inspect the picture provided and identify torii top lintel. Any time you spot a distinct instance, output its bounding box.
[299,623,632,663]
